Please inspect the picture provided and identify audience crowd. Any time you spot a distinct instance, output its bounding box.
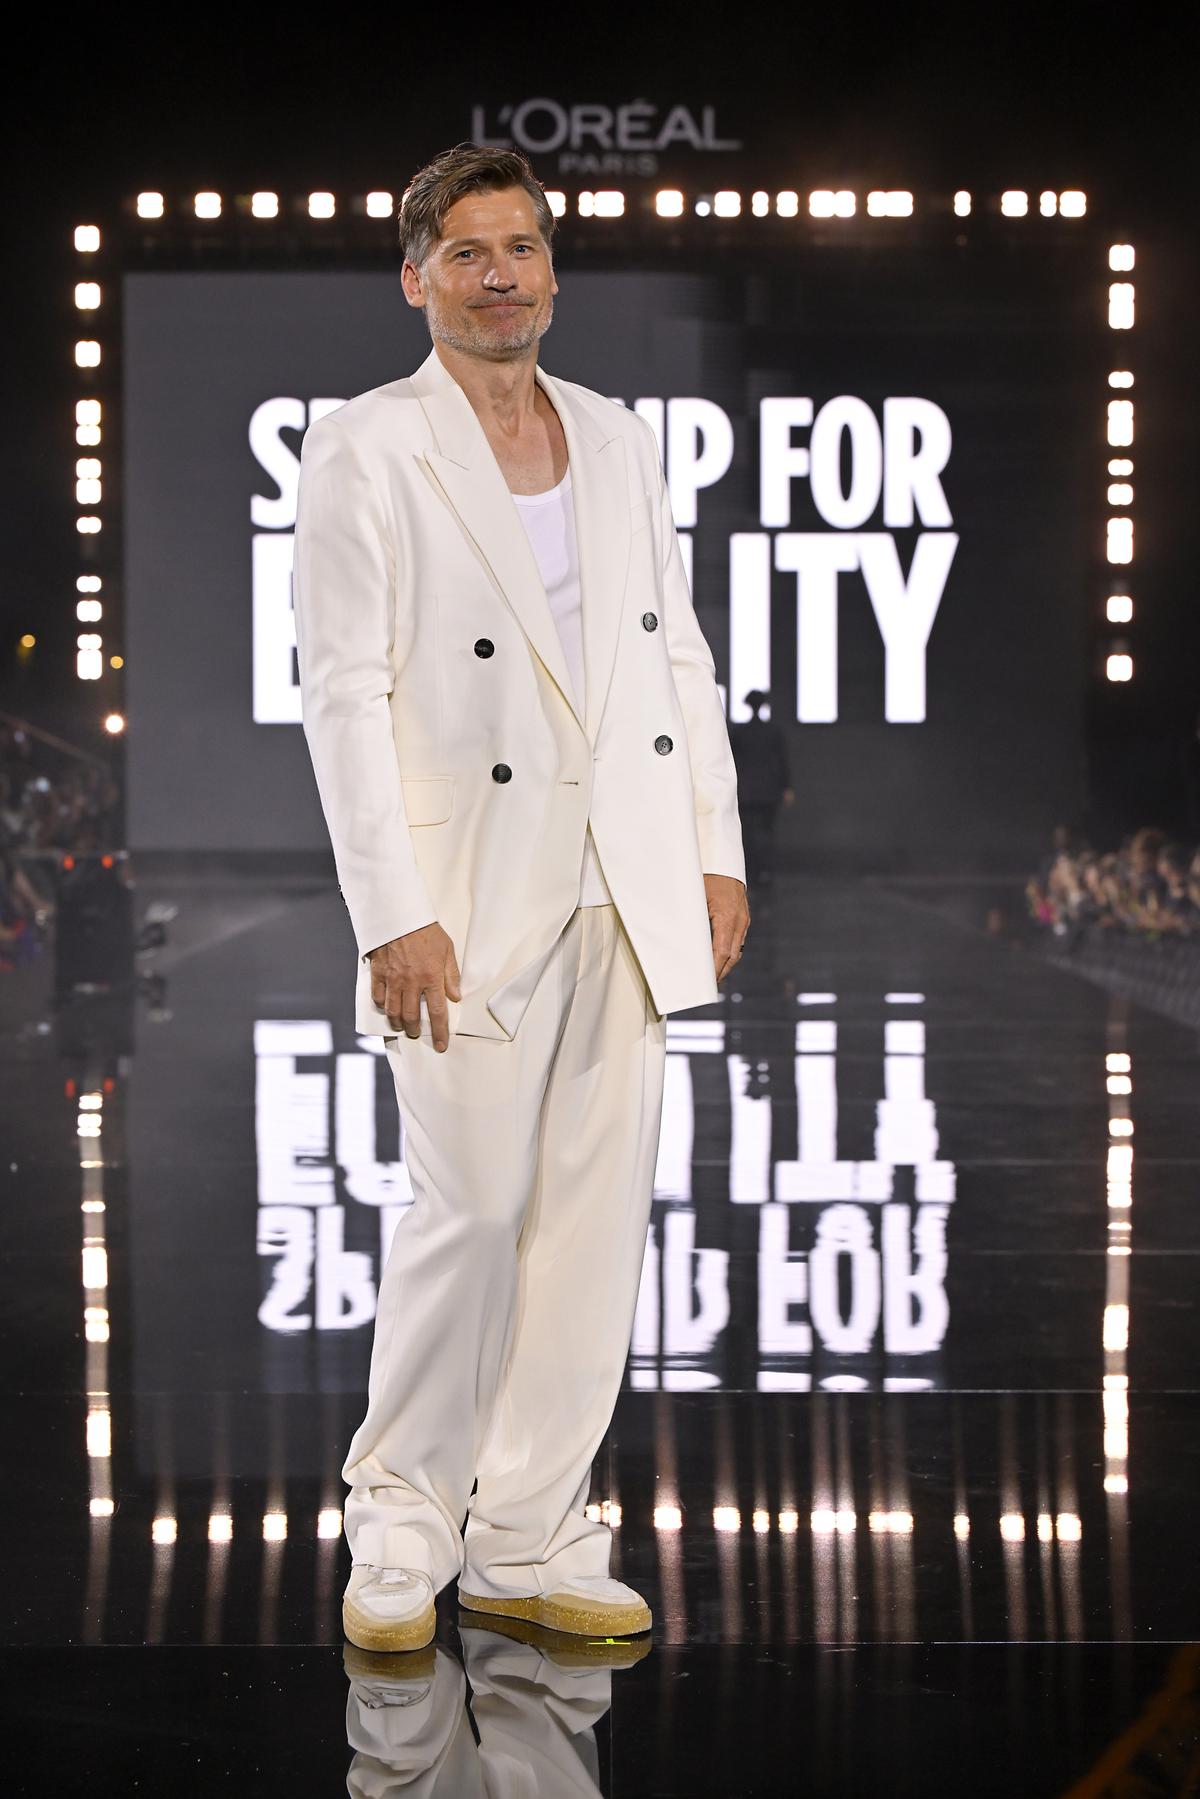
[1027,824,1200,942]
[0,719,122,972]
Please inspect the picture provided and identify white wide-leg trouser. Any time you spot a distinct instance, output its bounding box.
[341,902,668,1600]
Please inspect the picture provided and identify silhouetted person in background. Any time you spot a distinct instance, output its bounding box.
[729,690,793,889]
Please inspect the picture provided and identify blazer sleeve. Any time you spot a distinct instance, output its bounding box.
[648,429,747,886]
[292,414,439,961]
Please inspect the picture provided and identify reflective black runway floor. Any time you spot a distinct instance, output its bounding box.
[2,868,1198,1794]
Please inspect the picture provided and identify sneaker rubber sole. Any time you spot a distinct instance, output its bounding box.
[342,1593,436,1654]
[457,1587,652,1636]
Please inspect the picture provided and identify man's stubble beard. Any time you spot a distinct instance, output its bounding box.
[425,288,555,362]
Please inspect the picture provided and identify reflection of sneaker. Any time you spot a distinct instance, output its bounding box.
[343,1640,438,1683]
[343,1565,436,1653]
[458,1611,652,1668]
[457,1574,652,1637]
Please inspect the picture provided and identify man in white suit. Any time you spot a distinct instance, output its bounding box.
[293,142,749,1655]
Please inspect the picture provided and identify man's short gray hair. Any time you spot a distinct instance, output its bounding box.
[398,141,556,269]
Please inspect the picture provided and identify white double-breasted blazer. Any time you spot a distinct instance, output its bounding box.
[292,343,746,1041]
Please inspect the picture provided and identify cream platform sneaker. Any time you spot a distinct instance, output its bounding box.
[457,1573,652,1636]
[343,1564,437,1653]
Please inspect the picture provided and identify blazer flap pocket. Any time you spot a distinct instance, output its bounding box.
[401,775,455,826]
[629,492,653,533]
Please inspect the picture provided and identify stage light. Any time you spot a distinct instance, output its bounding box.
[152,1516,177,1546]
[1107,399,1134,446]
[1109,1115,1134,1135]
[655,189,684,217]
[194,192,222,219]
[1037,1511,1053,1541]
[1106,595,1133,623]
[654,1504,683,1531]
[90,1498,114,1518]
[1106,652,1133,681]
[1108,458,1133,476]
[77,573,101,590]
[867,191,913,217]
[713,1505,741,1530]
[953,1514,970,1539]
[953,191,972,216]
[103,713,125,735]
[308,192,335,218]
[1060,191,1086,216]
[74,225,100,252]
[208,1513,233,1543]
[1109,282,1135,329]
[694,198,711,216]
[84,1306,108,1342]
[76,399,102,425]
[1000,191,1028,216]
[999,1512,1025,1541]
[1108,370,1134,388]
[251,192,278,219]
[593,190,625,217]
[778,1508,799,1533]
[317,1507,342,1539]
[262,1510,287,1541]
[544,190,566,217]
[76,601,102,621]
[76,423,100,445]
[810,1508,836,1534]
[577,191,595,217]
[1109,243,1135,270]
[1107,518,1133,564]
[76,518,101,536]
[86,1408,111,1457]
[109,656,124,671]
[751,190,769,217]
[1039,191,1057,217]
[714,190,741,217]
[137,192,164,219]
[775,191,799,216]
[1107,483,1133,506]
[77,644,103,679]
[365,191,393,218]
[809,190,855,217]
[76,477,101,505]
[75,340,100,368]
[1104,1474,1128,1494]
[752,1508,770,1532]
[74,282,100,310]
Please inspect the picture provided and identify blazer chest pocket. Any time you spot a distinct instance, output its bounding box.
[401,775,455,825]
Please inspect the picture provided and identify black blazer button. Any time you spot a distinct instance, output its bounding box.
[641,611,658,631]
[491,763,512,782]
[654,735,673,755]
[474,638,495,657]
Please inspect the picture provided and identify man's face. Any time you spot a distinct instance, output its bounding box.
[402,186,558,362]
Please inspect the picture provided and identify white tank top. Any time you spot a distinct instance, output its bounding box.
[512,470,614,906]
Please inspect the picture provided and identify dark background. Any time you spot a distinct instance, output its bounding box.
[4,4,1198,853]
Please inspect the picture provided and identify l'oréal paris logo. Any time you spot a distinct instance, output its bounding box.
[469,99,742,176]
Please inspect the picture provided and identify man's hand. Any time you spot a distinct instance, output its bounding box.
[368,921,462,1053]
[704,873,751,987]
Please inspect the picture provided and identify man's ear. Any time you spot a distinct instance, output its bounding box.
[401,259,426,310]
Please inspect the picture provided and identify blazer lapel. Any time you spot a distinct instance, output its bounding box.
[411,347,631,744]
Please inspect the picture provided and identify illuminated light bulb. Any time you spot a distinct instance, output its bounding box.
[585,1502,602,1522]
[86,1408,111,1458]
[206,1512,232,1544]
[75,457,101,483]
[74,225,100,252]
[953,191,972,216]
[76,479,101,505]
[152,1516,177,1546]
[137,192,164,219]
[80,1197,105,1211]
[1060,191,1086,216]
[77,517,101,535]
[194,192,222,219]
[1107,483,1133,507]
[77,426,100,446]
[775,191,799,217]
[953,1514,970,1539]
[694,199,711,216]
[109,656,124,671]
[75,282,100,310]
[262,1511,288,1542]
[751,191,769,217]
[593,190,624,217]
[75,341,101,368]
[76,399,102,425]
[1108,1116,1134,1137]
[811,1508,836,1535]
[1107,1244,1132,1256]
[655,189,684,217]
[1109,243,1135,271]
[713,1505,741,1532]
[82,1245,108,1289]
[999,1513,1025,1541]
[78,648,104,679]
[1106,653,1133,683]
[1107,1071,1133,1094]
[713,190,741,217]
[90,1497,115,1517]
[809,190,836,217]
[752,1508,771,1534]
[1107,400,1134,446]
[654,1504,682,1531]
[778,1507,799,1533]
[1104,1474,1128,1495]
[1039,191,1057,216]
[1103,1303,1130,1352]
[76,574,102,590]
[365,191,393,217]
[251,192,279,218]
[544,190,566,218]
[835,1509,858,1534]
[1000,191,1029,216]
[1108,283,1135,329]
[317,1507,342,1539]
[84,1311,109,1342]
[1037,1512,1053,1542]
[1106,1053,1132,1073]
[1056,1512,1082,1540]
[1106,518,1134,565]
[308,192,335,218]
[577,191,595,217]
[603,1500,622,1526]
[1108,370,1134,388]
[104,713,125,734]
[1109,458,1134,476]
[867,191,913,217]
